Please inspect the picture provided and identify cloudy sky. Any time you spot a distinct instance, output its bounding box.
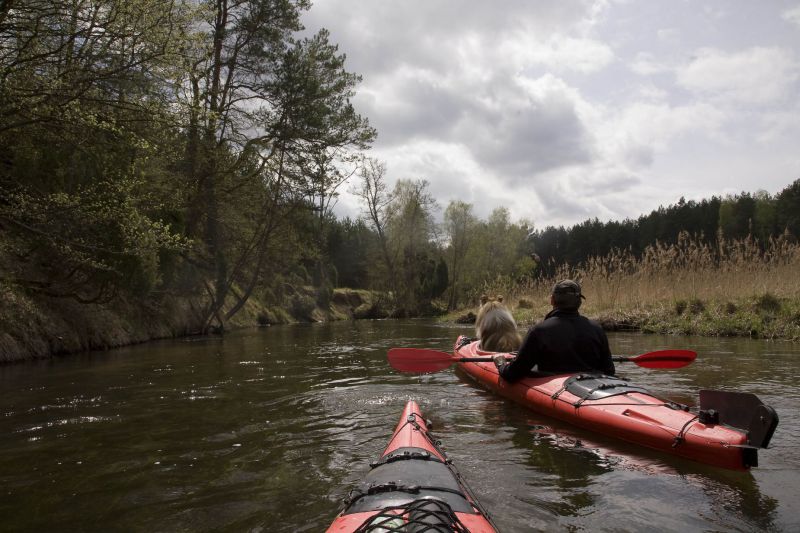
[302,1,800,229]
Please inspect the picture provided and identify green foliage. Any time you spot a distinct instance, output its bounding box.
[434,259,449,299]
[327,218,377,288]
[289,292,316,319]
[443,200,476,308]
[512,255,537,281]
[383,179,440,313]
[776,179,800,236]
[0,0,378,332]
[719,193,756,239]
[316,282,334,308]
[0,0,192,303]
[453,208,532,306]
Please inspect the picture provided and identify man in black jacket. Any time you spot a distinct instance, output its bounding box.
[493,280,614,380]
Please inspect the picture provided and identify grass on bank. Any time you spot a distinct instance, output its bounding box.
[455,231,800,341]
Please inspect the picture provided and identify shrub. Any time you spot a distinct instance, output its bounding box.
[688,298,705,314]
[674,300,687,315]
[289,293,316,318]
[754,292,781,314]
[316,282,333,308]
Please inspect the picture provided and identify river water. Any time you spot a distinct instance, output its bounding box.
[1,320,798,532]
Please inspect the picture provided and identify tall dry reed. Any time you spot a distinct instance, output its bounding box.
[486,231,800,313]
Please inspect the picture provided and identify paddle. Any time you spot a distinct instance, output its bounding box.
[387,347,697,373]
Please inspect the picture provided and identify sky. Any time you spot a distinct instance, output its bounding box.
[302,1,800,229]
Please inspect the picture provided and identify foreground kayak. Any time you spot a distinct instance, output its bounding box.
[454,336,778,470]
[326,400,497,532]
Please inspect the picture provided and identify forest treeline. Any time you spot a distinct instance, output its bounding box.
[529,186,800,272]
[326,179,800,312]
[2,1,800,347]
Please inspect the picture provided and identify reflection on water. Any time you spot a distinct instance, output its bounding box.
[0,321,797,532]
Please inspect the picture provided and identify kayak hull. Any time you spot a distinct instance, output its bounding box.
[454,336,755,470]
[326,400,496,532]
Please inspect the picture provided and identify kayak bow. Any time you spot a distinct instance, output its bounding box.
[326,400,497,532]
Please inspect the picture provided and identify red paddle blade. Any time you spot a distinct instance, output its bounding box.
[387,348,456,373]
[631,349,697,369]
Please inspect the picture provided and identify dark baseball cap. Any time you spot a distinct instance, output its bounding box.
[551,279,586,300]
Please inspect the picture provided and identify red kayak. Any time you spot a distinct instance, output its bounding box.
[453,336,778,471]
[326,400,497,532]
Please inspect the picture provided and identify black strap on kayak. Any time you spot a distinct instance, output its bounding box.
[572,381,649,407]
[551,373,597,400]
[353,497,472,533]
[547,374,692,411]
[672,415,699,448]
[345,482,471,508]
[456,336,475,349]
[369,449,445,469]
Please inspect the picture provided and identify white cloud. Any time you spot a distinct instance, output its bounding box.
[634,82,669,102]
[676,47,800,105]
[609,102,726,153]
[630,52,671,75]
[657,28,680,42]
[504,34,615,74]
[782,5,800,28]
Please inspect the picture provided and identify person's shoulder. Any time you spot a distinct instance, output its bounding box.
[572,313,600,326]
[534,313,566,331]
[581,314,598,324]
[584,316,607,333]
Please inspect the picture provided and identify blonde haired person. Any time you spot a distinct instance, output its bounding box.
[494,280,614,379]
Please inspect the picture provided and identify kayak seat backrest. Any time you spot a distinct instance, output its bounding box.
[564,374,652,402]
[344,447,474,515]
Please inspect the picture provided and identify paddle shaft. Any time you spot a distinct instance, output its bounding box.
[453,356,683,363]
[387,347,696,373]
[614,356,676,362]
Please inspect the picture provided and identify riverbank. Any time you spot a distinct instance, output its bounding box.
[5,281,797,364]
[0,285,391,363]
[446,293,800,341]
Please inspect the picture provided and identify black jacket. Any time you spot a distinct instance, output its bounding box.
[498,309,614,381]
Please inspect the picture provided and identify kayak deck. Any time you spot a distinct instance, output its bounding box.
[326,400,497,532]
[454,336,777,470]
